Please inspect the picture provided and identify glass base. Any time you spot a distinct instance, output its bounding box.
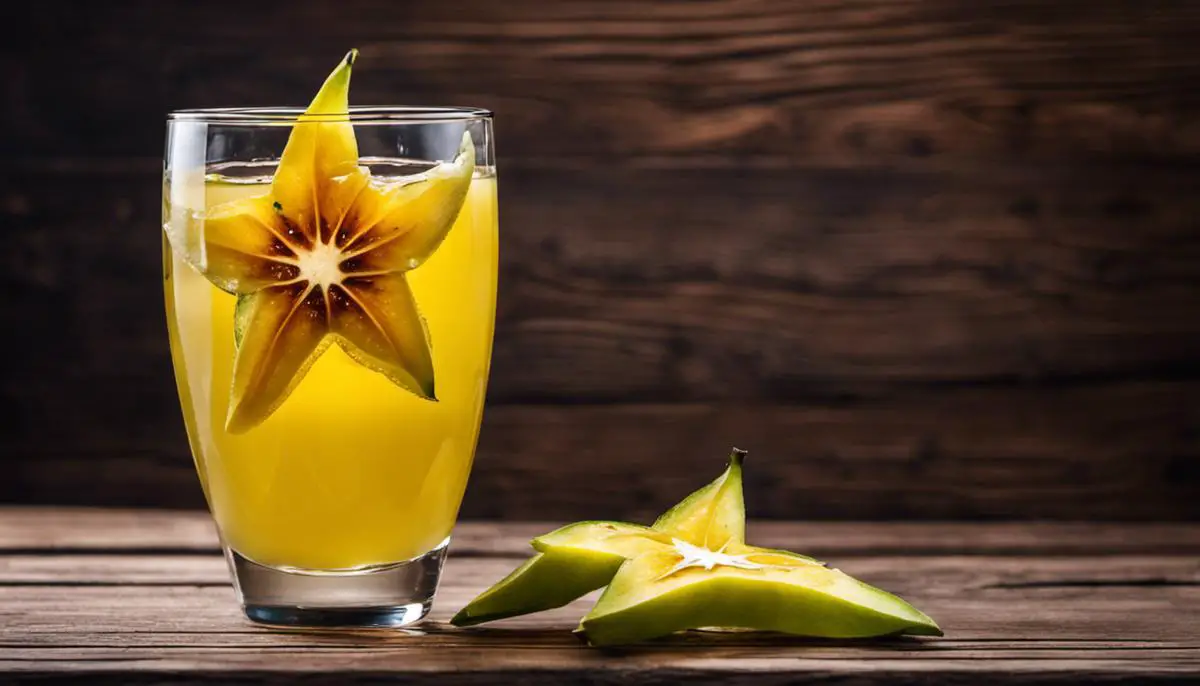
[228,538,449,628]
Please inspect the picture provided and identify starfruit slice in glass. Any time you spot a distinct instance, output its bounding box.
[167,50,475,432]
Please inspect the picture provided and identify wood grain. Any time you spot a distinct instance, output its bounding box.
[6,383,1199,519]
[4,553,1198,595]
[4,510,1198,556]
[3,163,1199,517]
[495,167,1200,402]
[3,584,1198,646]
[3,0,1200,519]
[4,1,1200,168]
[0,511,1197,683]
[7,166,1200,405]
[468,387,1200,521]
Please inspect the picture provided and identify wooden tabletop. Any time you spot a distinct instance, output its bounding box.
[1,509,1197,684]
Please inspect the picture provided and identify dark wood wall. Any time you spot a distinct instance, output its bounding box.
[3,1,1199,520]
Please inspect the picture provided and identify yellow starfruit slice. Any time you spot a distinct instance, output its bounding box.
[453,450,942,645]
[452,450,753,626]
[167,50,475,432]
[578,541,941,646]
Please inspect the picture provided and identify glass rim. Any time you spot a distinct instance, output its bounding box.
[168,106,493,124]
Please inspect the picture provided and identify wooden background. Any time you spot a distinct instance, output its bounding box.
[2,1,1198,520]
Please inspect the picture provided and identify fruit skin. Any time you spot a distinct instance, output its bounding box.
[450,550,621,627]
[450,521,659,627]
[577,550,943,646]
[531,520,666,555]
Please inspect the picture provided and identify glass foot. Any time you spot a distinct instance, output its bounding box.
[228,539,449,628]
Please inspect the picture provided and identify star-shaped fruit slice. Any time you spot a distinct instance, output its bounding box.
[168,50,475,432]
[449,452,750,627]
[452,450,941,645]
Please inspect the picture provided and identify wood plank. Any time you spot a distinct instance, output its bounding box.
[0,562,1196,680]
[0,518,1195,682]
[3,652,1197,685]
[6,383,1198,519]
[3,163,1199,518]
[0,509,216,551]
[10,166,1200,407]
[5,2,1200,520]
[2,646,1198,684]
[3,510,1199,556]
[469,390,1200,521]
[1,561,1196,640]
[2,551,1197,592]
[4,1,1199,168]
[494,168,1200,402]
[6,637,1198,660]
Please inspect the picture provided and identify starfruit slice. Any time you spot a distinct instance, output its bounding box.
[578,543,941,646]
[452,450,752,626]
[453,450,942,645]
[167,50,475,432]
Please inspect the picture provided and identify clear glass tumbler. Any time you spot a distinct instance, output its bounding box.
[163,107,497,627]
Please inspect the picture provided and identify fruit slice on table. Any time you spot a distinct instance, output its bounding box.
[455,449,941,645]
[577,541,941,646]
[166,50,475,432]
[451,451,748,627]
[450,522,662,626]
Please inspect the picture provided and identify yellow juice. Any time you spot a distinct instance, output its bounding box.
[164,173,497,571]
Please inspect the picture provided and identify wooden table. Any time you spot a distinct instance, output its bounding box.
[1,509,1197,683]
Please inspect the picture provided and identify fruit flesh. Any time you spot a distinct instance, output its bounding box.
[653,448,745,549]
[164,174,498,570]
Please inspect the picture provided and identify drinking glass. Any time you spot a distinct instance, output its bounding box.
[163,107,497,627]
